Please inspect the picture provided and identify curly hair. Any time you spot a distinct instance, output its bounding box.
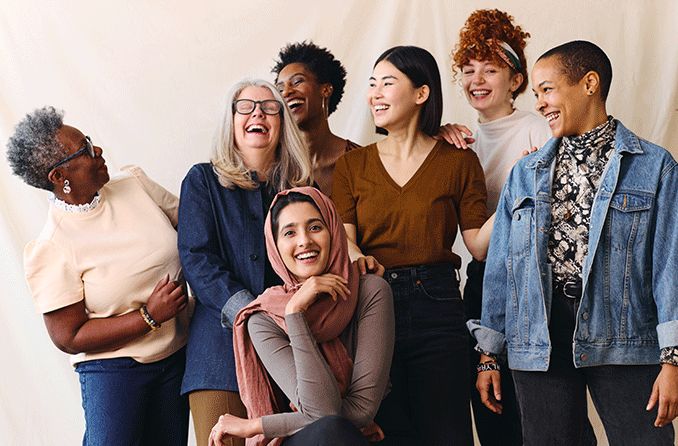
[272,41,347,115]
[6,106,66,191]
[538,40,613,101]
[452,9,531,98]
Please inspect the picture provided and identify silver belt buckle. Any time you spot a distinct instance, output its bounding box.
[563,280,580,299]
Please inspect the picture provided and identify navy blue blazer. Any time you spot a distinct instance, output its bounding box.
[178,163,279,393]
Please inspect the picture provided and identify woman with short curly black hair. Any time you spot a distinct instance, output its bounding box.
[7,106,191,445]
[272,41,357,195]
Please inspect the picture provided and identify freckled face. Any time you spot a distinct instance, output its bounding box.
[275,202,331,282]
[461,59,519,121]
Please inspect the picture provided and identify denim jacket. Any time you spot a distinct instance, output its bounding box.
[468,120,678,371]
[178,163,279,392]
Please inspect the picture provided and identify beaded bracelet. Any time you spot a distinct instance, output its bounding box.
[477,361,500,373]
[140,305,161,331]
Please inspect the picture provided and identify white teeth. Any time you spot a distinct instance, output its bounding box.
[546,112,560,122]
[374,104,389,111]
[471,90,490,97]
[287,99,303,109]
[295,251,318,260]
[246,124,268,133]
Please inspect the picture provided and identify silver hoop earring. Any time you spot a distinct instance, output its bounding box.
[63,179,71,194]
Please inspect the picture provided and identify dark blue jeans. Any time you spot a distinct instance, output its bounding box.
[75,347,189,446]
[375,263,472,446]
[464,259,522,446]
[512,291,675,445]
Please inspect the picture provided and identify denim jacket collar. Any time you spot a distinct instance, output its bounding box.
[526,120,644,170]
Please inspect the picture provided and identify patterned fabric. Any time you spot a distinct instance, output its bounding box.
[660,347,678,366]
[548,117,616,283]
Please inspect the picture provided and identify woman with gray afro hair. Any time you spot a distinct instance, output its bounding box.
[6,106,66,191]
[8,106,192,445]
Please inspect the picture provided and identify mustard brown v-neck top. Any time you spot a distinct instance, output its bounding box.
[332,140,488,270]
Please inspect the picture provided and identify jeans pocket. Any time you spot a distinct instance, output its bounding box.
[416,275,461,302]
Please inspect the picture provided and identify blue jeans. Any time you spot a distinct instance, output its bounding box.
[375,263,472,446]
[75,348,189,446]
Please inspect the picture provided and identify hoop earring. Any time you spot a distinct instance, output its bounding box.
[63,179,71,194]
[321,96,328,119]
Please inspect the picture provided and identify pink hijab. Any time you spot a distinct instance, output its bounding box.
[233,186,359,446]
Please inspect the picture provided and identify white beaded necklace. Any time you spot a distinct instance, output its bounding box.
[50,193,101,213]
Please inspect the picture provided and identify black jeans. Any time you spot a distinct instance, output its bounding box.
[283,416,368,446]
[464,259,523,446]
[512,291,675,446]
[375,263,472,446]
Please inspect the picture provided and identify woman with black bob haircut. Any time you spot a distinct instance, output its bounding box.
[272,41,358,195]
[332,45,494,444]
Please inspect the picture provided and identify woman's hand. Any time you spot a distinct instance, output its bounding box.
[145,274,188,324]
[208,414,262,445]
[285,274,351,315]
[646,364,678,427]
[354,256,385,277]
[476,354,503,414]
[435,123,475,149]
[361,420,385,442]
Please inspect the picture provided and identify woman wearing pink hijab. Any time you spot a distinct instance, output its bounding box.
[209,187,395,446]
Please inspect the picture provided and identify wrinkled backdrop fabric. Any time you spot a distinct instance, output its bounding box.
[1,1,677,444]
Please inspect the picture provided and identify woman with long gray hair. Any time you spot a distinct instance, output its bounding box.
[177,79,313,446]
[7,106,191,445]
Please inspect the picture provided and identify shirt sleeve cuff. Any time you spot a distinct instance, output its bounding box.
[221,289,255,329]
[467,319,506,355]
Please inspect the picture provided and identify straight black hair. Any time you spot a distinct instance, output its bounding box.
[373,46,443,137]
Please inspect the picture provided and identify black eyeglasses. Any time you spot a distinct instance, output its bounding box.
[49,136,96,170]
[233,99,282,115]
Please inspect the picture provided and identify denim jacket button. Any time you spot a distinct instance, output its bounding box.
[249,254,258,261]
[390,272,398,279]
[580,353,588,361]
[582,312,589,320]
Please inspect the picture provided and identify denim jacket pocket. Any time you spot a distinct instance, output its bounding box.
[510,196,535,258]
[607,192,653,253]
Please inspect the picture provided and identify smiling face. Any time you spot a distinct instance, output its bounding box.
[276,62,328,129]
[368,60,427,133]
[53,125,109,199]
[233,86,282,157]
[461,59,521,122]
[531,56,593,138]
[275,201,331,281]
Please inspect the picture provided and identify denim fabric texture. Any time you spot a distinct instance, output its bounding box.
[178,163,281,393]
[75,348,188,446]
[512,345,674,446]
[464,259,522,446]
[375,263,473,446]
[469,121,678,370]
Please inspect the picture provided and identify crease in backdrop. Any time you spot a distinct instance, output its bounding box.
[1,1,676,444]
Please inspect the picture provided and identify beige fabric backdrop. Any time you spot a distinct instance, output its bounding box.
[1,1,676,444]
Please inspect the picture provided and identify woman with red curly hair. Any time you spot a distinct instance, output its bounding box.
[442,9,551,446]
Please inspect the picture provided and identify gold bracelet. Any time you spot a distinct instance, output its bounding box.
[140,305,161,331]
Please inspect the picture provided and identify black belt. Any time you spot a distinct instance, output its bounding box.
[553,279,582,299]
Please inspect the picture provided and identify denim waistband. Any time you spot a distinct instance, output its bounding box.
[384,262,460,284]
